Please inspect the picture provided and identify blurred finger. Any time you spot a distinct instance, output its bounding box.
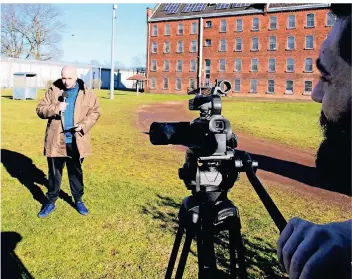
[282,230,305,274]
[277,219,295,270]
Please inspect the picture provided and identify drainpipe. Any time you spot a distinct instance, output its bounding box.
[198,17,204,94]
[146,8,153,92]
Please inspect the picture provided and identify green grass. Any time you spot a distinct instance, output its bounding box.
[1,89,348,279]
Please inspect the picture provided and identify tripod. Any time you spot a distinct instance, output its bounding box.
[165,191,247,279]
[164,150,287,279]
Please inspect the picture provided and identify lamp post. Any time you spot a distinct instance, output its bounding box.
[110,4,117,100]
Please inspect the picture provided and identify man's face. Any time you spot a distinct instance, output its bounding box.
[61,68,77,89]
[312,17,351,195]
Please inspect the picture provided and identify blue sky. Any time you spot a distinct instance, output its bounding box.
[56,3,156,67]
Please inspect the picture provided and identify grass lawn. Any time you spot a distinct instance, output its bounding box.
[1,89,348,279]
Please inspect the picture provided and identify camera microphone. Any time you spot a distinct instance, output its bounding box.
[59,92,68,116]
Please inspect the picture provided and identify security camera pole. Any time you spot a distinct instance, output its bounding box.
[110,4,117,100]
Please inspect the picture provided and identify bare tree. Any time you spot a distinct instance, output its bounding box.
[1,4,65,60]
[131,54,146,68]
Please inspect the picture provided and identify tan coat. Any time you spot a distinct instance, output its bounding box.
[36,79,101,158]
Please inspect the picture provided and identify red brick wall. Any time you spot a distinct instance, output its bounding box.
[147,8,333,99]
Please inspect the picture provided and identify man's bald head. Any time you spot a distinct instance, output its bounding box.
[61,65,78,89]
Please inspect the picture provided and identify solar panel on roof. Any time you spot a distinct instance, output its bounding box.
[232,3,250,8]
[182,3,206,13]
[215,3,230,9]
[163,3,171,11]
[165,3,180,14]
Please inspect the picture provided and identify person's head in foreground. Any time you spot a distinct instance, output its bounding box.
[61,65,78,89]
[312,4,351,196]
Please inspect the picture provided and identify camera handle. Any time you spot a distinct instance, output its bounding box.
[239,151,288,233]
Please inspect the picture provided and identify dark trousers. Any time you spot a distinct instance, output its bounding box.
[46,140,84,204]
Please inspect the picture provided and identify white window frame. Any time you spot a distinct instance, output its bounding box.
[163,60,169,72]
[286,58,294,72]
[252,18,259,31]
[191,22,197,34]
[151,60,157,71]
[236,19,243,32]
[234,79,241,92]
[285,80,294,94]
[219,39,226,52]
[190,60,196,72]
[252,37,259,51]
[177,41,183,53]
[164,41,170,53]
[220,19,227,32]
[177,23,184,35]
[306,14,315,28]
[287,36,295,50]
[305,58,313,72]
[251,58,258,72]
[267,80,275,94]
[152,25,158,36]
[152,42,158,53]
[219,58,226,72]
[305,35,314,49]
[304,80,313,94]
[176,60,183,72]
[269,36,277,50]
[190,40,197,52]
[268,58,276,72]
[164,24,170,36]
[205,21,212,28]
[288,15,296,29]
[269,16,277,30]
[205,39,212,47]
[326,12,336,27]
[176,78,182,90]
[235,58,242,72]
[163,77,169,90]
[250,79,258,93]
[150,77,156,89]
[189,78,196,89]
[235,38,242,51]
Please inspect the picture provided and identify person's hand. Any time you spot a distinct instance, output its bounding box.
[277,217,351,279]
[74,124,83,132]
[58,102,68,112]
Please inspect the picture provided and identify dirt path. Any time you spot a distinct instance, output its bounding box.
[136,101,351,211]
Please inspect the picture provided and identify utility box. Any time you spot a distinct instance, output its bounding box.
[13,72,37,100]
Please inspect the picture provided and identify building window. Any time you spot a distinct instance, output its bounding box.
[163,60,169,71]
[305,58,313,72]
[152,42,157,53]
[268,58,276,72]
[219,39,226,52]
[252,18,259,31]
[251,58,258,72]
[287,36,295,50]
[288,15,296,29]
[152,25,158,36]
[252,37,259,51]
[190,60,196,72]
[164,41,170,53]
[286,80,293,94]
[250,80,258,93]
[220,19,227,32]
[205,39,212,47]
[235,38,242,51]
[234,79,241,92]
[189,78,196,89]
[326,12,336,26]
[151,60,157,71]
[270,16,277,30]
[268,80,275,94]
[205,21,212,28]
[219,59,226,72]
[305,35,314,49]
[190,40,197,52]
[191,22,198,34]
[269,36,276,50]
[304,80,313,93]
[306,14,315,28]
[164,24,170,36]
[177,23,184,35]
[235,58,242,72]
[177,41,183,53]
[286,58,294,72]
[236,19,243,32]
[150,77,156,89]
[163,78,169,89]
[176,78,182,90]
[176,60,183,72]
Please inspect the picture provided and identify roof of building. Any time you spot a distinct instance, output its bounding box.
[149,3,330,21]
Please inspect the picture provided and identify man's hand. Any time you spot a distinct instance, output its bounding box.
[277,217,351,279]
[73,124,84,136]
[58,102,68,112]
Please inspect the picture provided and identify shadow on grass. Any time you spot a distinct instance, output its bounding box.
[101,93,128,99]
[250,153,318,188]
[1,231,35,279]
[1,149,75,208]
[1,95,13,99]
[141,194,287,279]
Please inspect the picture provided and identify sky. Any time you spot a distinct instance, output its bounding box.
[55,3,156,67]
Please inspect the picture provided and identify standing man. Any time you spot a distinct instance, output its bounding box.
[36,66,101,217]
[277,4,351,279]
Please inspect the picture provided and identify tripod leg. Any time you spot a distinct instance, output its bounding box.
[229,219,248,279]
[229,227,238,278]
[175,228,195,279]
[165,222,186,279]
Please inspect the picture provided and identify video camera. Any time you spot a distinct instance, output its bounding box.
[149,80,236,157]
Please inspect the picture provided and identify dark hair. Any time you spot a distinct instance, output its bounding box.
[331,4,352,65]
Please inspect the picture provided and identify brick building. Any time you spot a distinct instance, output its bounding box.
[145,3,335,98]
